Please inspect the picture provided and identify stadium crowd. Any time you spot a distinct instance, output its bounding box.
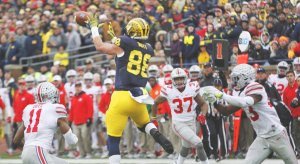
[1,0,300,162]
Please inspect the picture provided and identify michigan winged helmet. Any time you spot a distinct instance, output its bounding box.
[125,18,150,40]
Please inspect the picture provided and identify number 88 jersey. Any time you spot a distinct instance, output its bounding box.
[160,81,200,122]
[113,35,154,90]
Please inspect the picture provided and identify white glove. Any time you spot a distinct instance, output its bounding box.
[201,86,223,103]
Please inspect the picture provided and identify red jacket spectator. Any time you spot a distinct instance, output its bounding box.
[12,90,35,122]
[69,91,93,125]
[283,81,300,117]
[99,89,113,114]
[58,85,67,108]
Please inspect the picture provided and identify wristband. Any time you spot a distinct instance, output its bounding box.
[91,27,99,38]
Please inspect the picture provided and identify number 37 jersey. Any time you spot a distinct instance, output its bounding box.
[160,82,200,122]
[23,103,67,150]
[113,35,154,90]
[240,82,284,138]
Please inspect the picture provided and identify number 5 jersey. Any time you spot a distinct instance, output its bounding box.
[239,81,284,138]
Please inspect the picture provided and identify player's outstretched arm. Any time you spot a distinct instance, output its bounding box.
[216,92,262,108]
[57,117,78,145]
[194,94,208,116]
[152,96,167,118]
[13,123,25,146]
[214,103,240,116]
[88,15,123,55]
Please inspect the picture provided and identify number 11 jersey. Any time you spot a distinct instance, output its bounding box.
[23,103,67,150]
[160,81,200,122]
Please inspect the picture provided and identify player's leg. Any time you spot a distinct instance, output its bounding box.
[270,130,298,164]
[105,91,131,163]
[245,137,272,164]
[129,98,174,154]
[172,121,208,164]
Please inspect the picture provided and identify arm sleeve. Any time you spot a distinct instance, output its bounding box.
[222,94,255,108]
[55,105,68,118]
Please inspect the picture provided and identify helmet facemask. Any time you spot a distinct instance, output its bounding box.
[172,76,187,89]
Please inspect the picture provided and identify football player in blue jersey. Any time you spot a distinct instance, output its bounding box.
[87,16,174,163]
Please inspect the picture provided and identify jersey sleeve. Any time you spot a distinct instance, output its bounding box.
[55,104,68,118]
[112,35,133,52]
[244,83,264,96]
[160,86,169,98]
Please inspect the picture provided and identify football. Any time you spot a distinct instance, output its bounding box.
[74,11,90,27]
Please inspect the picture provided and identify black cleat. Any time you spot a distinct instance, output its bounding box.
[150,129,174,154]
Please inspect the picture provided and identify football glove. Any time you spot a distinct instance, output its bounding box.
[86,14,99,28]
[197,114,206,125]
[151,118,159,128]
[108,22,118,43]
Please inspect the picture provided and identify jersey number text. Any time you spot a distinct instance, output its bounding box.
[26,109,42,133]
[127,50,151,78]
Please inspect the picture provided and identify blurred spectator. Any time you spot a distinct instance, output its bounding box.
[292,19,300,42]
[15,27,26,56]
[24,27,42,57]
[21,66,41,80]
[5,32,22,65]
[274,12,288,37]
[203,23,214,54]
[40,65,53,81]
[0,35,9,69]
[288,41,299,59]
[198,41,210,66]
[154,41,165,57]
[182,24,200,67]
[84,58,97,74]
[66,23,81,52]
[69,81,93,158]
[230,44,239,65]
[249,40,270,61]
[53,45,69,67]
[170,32,182,65]
[276,36,289,59]
[270,41,279,58]
[260,32,271,51]
[47,25,67,53]
[42,21,57,54]
[224,15,242,47]
[24,75,35,94]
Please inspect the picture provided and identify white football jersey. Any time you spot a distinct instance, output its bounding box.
[64,83,75,99]
[160,81,200,122]
[84,86,101,116]
[240,81,284,138]
[267,74,288,97]
[23,103,67,150]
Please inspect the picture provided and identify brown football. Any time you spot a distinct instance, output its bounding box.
[74,11,90,27]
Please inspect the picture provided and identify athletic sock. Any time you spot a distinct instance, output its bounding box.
[109,154,121,164]
[176,154,186,164]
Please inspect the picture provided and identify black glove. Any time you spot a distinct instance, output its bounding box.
[96,117,102,125]
[164,113,169,121]
[291,99,300,108]
[86,118,92,127]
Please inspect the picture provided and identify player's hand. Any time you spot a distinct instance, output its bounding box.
[291,98,299,108]
[86,14,99,28]
[197,114,206,125]
[86,118,92,127]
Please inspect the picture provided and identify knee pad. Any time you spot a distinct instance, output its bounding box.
[107,135,121,156]
[180,147,190,157]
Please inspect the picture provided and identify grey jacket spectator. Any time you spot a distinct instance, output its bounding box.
[66,23,81,51]
[47,26,67,53]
